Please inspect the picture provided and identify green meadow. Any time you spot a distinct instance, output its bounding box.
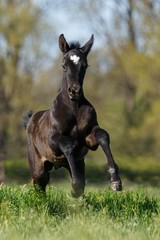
[1,155,160,240]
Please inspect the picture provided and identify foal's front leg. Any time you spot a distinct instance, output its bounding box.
[59,137,85,197]
[49,134,85,198]
[87,126,122,191]
[65,159,85,198]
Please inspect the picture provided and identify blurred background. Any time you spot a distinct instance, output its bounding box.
[0,0,160,187]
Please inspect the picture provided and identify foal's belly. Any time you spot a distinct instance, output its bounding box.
[33,131,66,163]
[35,134,89,167]
[39,143,89,165]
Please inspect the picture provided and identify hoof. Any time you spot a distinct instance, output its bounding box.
[111,181,122,191]
[71,189,84,198]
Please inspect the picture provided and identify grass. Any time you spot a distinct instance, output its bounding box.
[2,155,160,239]
[0,185,159,240]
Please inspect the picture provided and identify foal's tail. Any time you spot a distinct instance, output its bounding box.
[22,110,33,129]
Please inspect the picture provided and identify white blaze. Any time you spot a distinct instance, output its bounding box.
[70,55,80,64]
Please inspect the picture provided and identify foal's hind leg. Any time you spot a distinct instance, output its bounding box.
[86,126,122,191]
[27,142,51,191]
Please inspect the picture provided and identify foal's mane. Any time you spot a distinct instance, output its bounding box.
[69,41,81,50]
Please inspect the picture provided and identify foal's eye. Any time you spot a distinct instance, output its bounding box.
[61,64,67,71]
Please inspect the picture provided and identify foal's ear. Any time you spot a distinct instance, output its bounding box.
[81,34,94,56]
[59,34,70,54]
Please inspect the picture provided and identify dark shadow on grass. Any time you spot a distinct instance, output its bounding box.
[85,164,160,187]
[120,167,160,187]
[5,159,160,187]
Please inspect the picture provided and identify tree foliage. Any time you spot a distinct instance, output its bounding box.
[0,0,54,165]
[65,0,160,156]
[1,0,160,179]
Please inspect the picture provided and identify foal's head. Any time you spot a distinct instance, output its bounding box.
[59,34,94,101]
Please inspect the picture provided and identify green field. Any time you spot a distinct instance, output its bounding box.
[0,184,159,240]
[1,155,160,240]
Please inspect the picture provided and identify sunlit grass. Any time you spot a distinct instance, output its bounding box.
[0,185,159,240]
[2,154,160,240]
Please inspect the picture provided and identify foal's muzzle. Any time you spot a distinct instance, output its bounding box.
[68,84,82,100]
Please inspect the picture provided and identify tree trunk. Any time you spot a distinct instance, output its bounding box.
[127,0,137,49]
